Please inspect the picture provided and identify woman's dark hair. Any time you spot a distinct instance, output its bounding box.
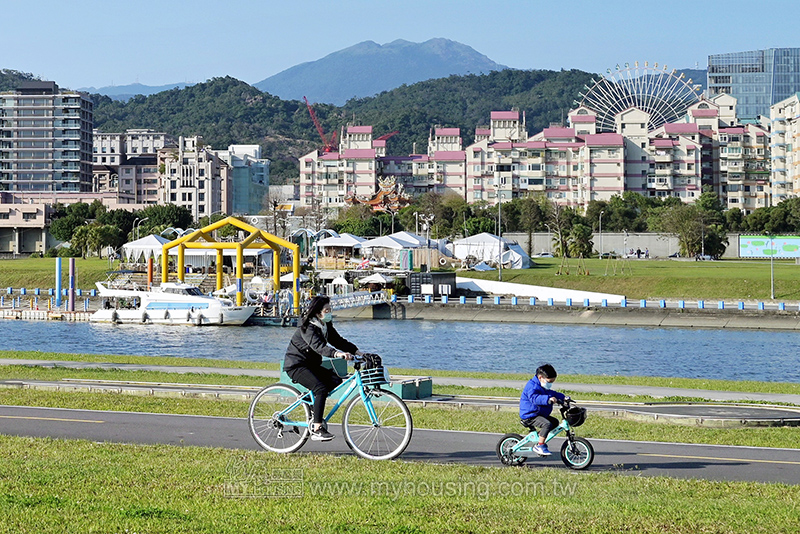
[301,295,331,329]
[536,364,557,379]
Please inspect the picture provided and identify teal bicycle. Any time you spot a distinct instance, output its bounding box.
[496,397,594,470]
[248,356,413,460]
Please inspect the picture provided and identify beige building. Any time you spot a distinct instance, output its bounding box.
[770,93,800,206]
[158,136,230,219]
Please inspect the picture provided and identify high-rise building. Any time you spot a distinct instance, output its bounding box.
[214,145,269,215]
[0,81,93,192]
[708,48,800,120]
[770,93,800,205]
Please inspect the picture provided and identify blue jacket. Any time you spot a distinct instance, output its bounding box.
[519,377,566,419]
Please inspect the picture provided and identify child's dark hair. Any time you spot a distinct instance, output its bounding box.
[536,364,557,379]
[301,295,330,329]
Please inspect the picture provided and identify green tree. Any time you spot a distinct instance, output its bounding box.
[567,223,594,258]
[49,214,86,242]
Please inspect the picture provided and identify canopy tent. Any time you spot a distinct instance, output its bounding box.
[358,235,419,250]
[388,231,429,247]
[279,272,310,282]
[451,232,531,269]
[316,233,365,248]
[358,272,395,284]
[122,234,170,262]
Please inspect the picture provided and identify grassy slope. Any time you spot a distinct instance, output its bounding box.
[3,256,800,301]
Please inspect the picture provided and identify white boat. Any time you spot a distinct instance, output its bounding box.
[92,281,257,326]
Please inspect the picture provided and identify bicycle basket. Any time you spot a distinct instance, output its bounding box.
[564,406,587,427]
[360,365,390,387]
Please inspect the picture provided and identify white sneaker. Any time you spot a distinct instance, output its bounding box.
[310,427,335,441]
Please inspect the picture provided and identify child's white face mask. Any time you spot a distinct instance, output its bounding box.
[539,379,553,390]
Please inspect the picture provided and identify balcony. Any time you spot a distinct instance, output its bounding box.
[654,168,672,176]
[653,153,673,163]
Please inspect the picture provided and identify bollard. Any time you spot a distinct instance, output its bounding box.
[601,299,608,307]
[565,298,572,306]
[35,288,41,296]
[530,297,537,306]
[698,300,705,309]
[407,295,414,303]
[779,303,786,311]
[511,296,518,306]
[90,289,97,297]
[424,295,432,304]
[441,295,448,304]
[459,296,466,304]
[494,296,501,305]
[77,288,82,297]
[718,301,724,310]
[738,302,745,310]
[48,288,54,296]
[391,294,397,303]
[659,299,666,308]
[21,288,27,296]
[678,300,685,309]
[0,296,3,307]
[620,299,627,308]
[547,298,554,306]
[640,299,647,308]
[84,298,90,312]
[476,296,483,305]
[758,302,765,311]
[6,287,11,295]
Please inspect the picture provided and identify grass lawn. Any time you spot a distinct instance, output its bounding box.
[1,435,798,533]
[459,257,800,301]
[4,256,800,301]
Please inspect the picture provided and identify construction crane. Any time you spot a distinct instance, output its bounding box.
[303,96,337,153]
[376,130,399,141]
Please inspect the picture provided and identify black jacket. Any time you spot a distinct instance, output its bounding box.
[283,321,359,371]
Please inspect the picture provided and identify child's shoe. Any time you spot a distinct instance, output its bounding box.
[533,444,551,456]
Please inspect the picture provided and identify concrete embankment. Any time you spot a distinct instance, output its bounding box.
[335,302,800,330]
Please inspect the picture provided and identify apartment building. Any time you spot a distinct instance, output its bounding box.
[92,129,172,167]
[770,93,800,205]
[158,136,230,220]
[0,81,93,193]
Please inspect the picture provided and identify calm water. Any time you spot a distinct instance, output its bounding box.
[2,318,799,383]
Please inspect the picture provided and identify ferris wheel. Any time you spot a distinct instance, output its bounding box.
[576,62,702,133]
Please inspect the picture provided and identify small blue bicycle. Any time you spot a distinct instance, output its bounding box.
[248,356,413,460]
[496,397,594,470]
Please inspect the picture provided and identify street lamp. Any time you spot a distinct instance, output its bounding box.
[599,211,604,258]
[419,213,434,272]
[134,217,150,241]
[497,193,505,281]
[769,235,775,300]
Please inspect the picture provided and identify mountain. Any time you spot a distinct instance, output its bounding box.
[675,68,707,92]
[254,38,507,105]
[77,82,194,101]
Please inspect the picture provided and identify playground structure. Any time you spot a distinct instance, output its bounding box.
[161,217,301,310]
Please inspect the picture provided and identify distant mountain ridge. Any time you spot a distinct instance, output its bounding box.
[77,82,194,101]
[254,38,507,105]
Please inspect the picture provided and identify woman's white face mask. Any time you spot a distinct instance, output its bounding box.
[321,312,333,323]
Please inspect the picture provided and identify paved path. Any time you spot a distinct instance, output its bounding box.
[1,405,799,485]
[3,358,800,405]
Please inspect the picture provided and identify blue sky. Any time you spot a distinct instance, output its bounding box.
[2,0,797,90]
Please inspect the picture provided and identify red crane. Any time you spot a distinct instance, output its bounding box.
[303,96,337,152]
[376,130,399,141]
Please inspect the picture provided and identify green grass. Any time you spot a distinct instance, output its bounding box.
[1,435,798,533]
[6,350,800,396]
[4,255,800,301]
[460,257,800,301]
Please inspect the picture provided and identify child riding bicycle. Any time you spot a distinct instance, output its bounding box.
[519,363,566,456]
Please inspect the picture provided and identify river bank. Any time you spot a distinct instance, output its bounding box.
[334,301,800,331]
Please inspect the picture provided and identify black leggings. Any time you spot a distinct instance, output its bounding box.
[287,365,343,424]
[522,415,559,441]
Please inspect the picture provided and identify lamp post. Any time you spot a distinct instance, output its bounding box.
[599,210,604,258]
[414,211,420,236]
[134,217,149,241]
[419,214,434,272]
[497,193,505,281]
[770,235,775,300]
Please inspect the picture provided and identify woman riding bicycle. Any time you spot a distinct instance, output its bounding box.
[283,295,363,441]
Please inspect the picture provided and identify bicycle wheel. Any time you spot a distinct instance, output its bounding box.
[248,384,311,453]
[560,437,594,470]
[342,389,413,460]
[496,433,526,466]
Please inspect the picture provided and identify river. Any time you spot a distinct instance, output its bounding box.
[2,318,799,383]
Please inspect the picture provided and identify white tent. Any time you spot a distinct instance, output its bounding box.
[316,233,365,248]
[452,232,531,269]
[388,231,429,247]
[279,272,310,282]
[359,272,395,284]
[359,235,419,250]
[122,234,170,262]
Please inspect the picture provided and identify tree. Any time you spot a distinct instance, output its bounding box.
[567,223,593,258]
[331,204,379,236]
[70,225,92,258]
[49,214,86,242]
[136,204,194,233]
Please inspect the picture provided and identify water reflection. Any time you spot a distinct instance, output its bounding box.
[1,319,798,382]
